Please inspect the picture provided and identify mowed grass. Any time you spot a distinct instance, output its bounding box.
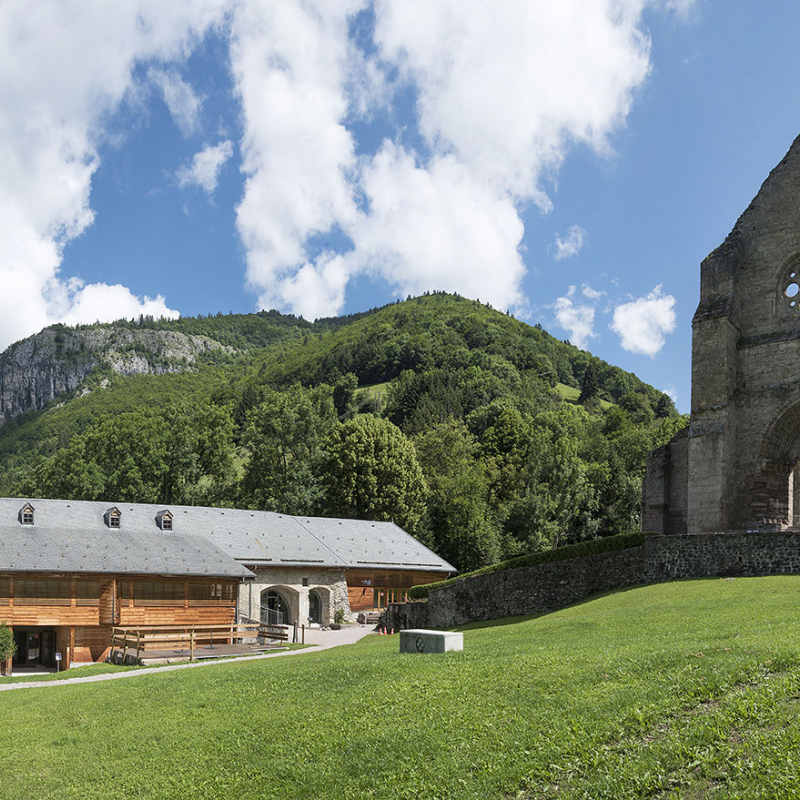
[3,578,800,799]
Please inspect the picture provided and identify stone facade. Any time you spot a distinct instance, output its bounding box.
[238,567,354,626]
[384,531,800,629]
[644,134,800,533]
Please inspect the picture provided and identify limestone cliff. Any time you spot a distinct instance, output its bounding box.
[0,326,231,427]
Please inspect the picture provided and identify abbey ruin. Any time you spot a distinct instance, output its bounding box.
[644,135,800,534]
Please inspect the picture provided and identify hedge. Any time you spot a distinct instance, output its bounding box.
[408,532,649,600]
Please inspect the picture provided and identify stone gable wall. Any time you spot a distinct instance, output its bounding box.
[384,532,800,629]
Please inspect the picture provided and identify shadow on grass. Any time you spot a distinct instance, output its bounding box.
[449,578,742,633]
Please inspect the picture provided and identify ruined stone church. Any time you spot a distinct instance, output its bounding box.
[643,135,800,534]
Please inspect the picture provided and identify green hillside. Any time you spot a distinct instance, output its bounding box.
[0,293,686,571]
[1,577,799,799]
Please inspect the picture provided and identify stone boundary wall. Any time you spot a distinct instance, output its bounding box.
[383,531,800,630]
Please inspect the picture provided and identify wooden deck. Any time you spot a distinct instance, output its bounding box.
[109,623,291,665]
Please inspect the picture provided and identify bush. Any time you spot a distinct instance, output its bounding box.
[0,622,15,663]
[334,609,346,625]
[408,532,648,600]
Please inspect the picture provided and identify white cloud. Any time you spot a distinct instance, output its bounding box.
[230,1,363,313]
[554,225,588,260]
[148,67,203,136]
[610,284,676,356]
[582,284,605,300]
[176,140,233,194]
[50,279,180,326]
[662,386,678,403]
[553,286,596,350]
[0,0,227,350]
[665,0,698,20]
[232,0,681,319]
[348,143,525,313]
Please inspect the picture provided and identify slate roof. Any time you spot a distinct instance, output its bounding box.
[0,498,456,575]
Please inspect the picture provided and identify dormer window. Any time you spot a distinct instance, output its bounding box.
[19,503,34,526]
[104,507,122,529]
[156,510,173,531]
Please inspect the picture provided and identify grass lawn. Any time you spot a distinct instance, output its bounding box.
[555,382,613,409]
[3,578,800,799]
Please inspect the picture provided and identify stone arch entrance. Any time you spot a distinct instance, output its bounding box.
[260,586,299,626]
[307,586,331,625]
[748,403,800,529]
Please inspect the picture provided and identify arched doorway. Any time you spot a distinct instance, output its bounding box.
[308,590,322,625]
[261,589,292,626]
[749,402,800,529]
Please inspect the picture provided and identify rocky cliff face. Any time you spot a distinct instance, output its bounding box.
[0,326,231,427]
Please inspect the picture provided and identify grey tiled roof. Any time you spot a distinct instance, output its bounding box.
[0,498,455,575]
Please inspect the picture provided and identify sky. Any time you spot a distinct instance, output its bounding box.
[3,1,800,412]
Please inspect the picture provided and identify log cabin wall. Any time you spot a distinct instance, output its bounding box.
[0,573,240,664]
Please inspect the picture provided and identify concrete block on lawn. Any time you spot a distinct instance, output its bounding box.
[400,629,463,654]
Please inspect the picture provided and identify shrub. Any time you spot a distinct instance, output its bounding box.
[334,609,346,625]
[0,622,15,663]
[407,532,648,600]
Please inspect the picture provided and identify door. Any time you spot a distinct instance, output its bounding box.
[40,631,56,668]
[12,630,26,666]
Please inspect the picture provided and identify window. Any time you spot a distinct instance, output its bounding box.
[0,578,8,606]
[156,510,173,531]
[302,577,309,587]
[104,507,121,529]
[76,580,100,606]
[133,581,185,606]
[188,582,236,606]
[14,579,71,605]
[19,504,34,525]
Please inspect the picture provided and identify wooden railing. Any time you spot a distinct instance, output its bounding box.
[109,623,290,664]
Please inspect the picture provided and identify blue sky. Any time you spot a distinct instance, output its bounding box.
[3,1,800,412]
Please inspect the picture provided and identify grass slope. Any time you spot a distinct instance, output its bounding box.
[2,578,800,799]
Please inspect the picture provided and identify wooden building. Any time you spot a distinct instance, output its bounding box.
[0,501,252,673]
[0,498,455,672]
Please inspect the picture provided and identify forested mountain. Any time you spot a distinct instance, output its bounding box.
[0,292,686,572]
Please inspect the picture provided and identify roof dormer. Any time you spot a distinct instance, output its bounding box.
[156,510,173,531]
[104,507,122,529]
[18,503,35,526]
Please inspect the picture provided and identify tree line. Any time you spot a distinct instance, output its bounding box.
[9,370,685,574]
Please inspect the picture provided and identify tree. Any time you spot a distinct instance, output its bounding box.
[332,373,358,420]
[578,364,598,404]
[0,623,15,667]
[240,385,337,514]
[321,415,427,531]
[414,420,501,572]
[18,402,236,505]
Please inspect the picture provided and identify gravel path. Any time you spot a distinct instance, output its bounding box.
[0,625,378,693]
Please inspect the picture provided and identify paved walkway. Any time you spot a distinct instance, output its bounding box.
[0,625,377,693]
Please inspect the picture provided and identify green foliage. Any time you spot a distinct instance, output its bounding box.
[334,608,345,624]
[321,415,428,532]
[578,362,598,404]
[408,531,647,599]
[0,292,690,572]
[414,420,501,572]
[14,401,236,506]
[0,622,14,663]
[240,385,337,514]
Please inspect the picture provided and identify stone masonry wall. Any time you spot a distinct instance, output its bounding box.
[384,531,800,630]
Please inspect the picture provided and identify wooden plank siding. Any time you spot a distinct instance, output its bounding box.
[345,569,450,612]
[0,573,240,664]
